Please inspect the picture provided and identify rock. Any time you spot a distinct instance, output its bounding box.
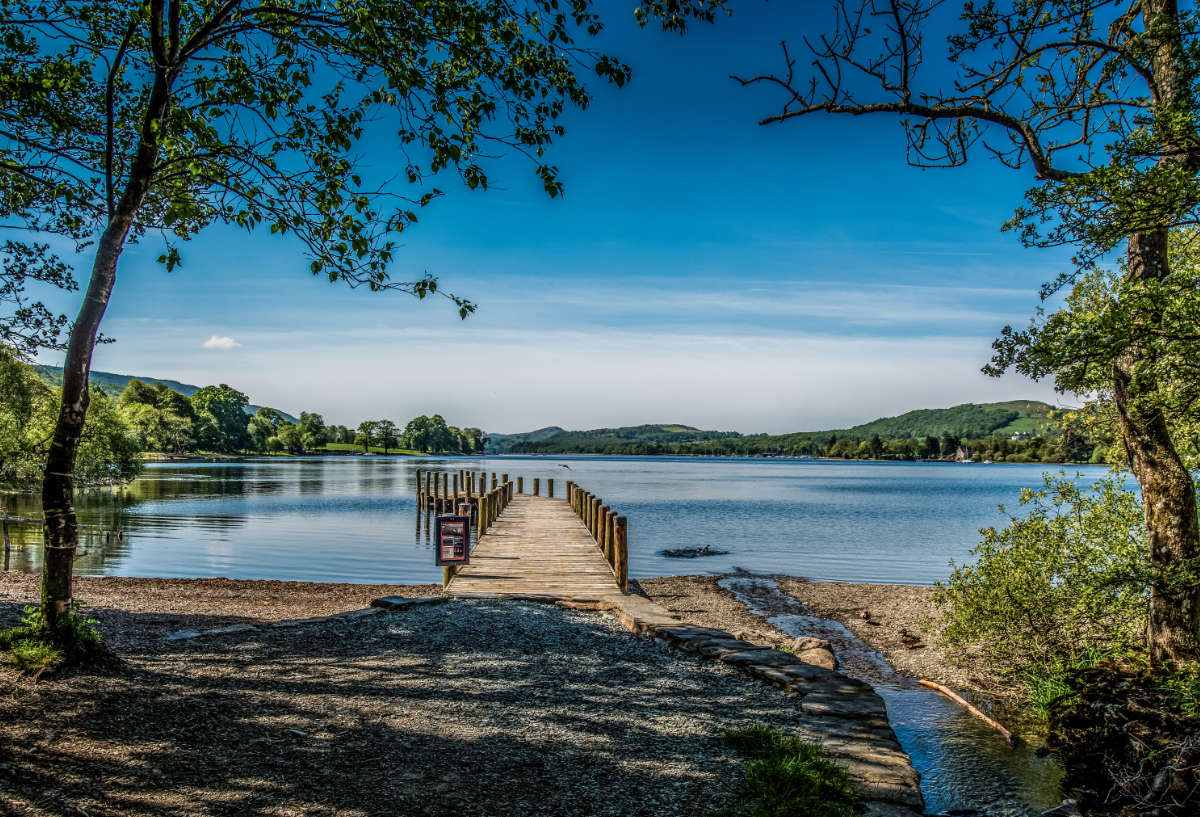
[791,637,837,670]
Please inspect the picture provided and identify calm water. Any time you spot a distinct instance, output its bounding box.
[2,455,1110,585]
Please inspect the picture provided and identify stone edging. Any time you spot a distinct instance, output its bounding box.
[162,590,923,815]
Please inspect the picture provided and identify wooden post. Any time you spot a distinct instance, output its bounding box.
[443,564,456,587]
[2,515,11,573]
[547,478,554,498]
[416,468,423,509]
[615,516,628,593]
[453,472,459,499]
[442,473,449,500]
[425,471,432,506]
[606,512,616,566]
[533,477,540,496]
[501,473,508,486]
[599,506,610,555]
[517,476,524,494]
[591,498,601,541]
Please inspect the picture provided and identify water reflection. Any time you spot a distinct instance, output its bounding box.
[2,455,1110,585]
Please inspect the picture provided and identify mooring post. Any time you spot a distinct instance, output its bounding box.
[615,516,628,593]
[590,498,601,541]
[606,512,616,566]
[547,478,554,498]
[416,468,423,509]
[599,506,610,554]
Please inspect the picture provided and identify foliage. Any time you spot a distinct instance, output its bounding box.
[74,389,141,484]
[2,346,138,488]
[0,241,76,356]
[992,230,1200,471]
[0,343,55,488]
[714,724,858,817]
[400,414,484,455]
[0,604,104,672]
[936,474,1151,699]
[190,385,251,453]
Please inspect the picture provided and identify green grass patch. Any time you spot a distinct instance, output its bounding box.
[0,604,105,674]
[714,724,859,817]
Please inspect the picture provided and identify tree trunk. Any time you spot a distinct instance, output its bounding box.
[39,67,171,634]
[1114,228,1200,664]
[40,227,126,630]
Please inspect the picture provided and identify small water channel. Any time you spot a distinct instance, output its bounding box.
[719,577,1065,817]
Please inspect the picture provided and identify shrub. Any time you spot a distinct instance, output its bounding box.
[935,474,1149,700]
[714,724,858,817]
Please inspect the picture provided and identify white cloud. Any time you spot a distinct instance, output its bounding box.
[202,335,241,350]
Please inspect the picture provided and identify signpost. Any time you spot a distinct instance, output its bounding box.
[435,515,471,566]
[435,514,471,586]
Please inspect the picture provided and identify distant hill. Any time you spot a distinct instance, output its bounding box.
[504,401,1061,455]
[835,400,1056,441]
[486,426,566,453]
[507,424,742,454]
[33,365,298,424]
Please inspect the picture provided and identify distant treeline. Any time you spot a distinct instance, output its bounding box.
[511,431,1100,463]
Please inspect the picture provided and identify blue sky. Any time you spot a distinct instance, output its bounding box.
[36,3,1077,433]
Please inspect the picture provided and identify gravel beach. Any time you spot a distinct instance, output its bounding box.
[2,596,825,817]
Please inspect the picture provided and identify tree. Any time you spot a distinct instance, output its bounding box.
[375,419,399,454]
[921,436,940,460]
[737,0,1200,661]
[356,420,379,453]
[4,1,708,638]
[298,412,326,451]
[190,384,250,453]
[276,423,303,454]
[868,433,884,459]
[0,344,55,489]
[118,379,196,452]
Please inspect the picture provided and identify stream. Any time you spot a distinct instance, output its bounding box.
[718,577,1066,816]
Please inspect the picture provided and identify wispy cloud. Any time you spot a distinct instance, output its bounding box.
[202,335,241,350]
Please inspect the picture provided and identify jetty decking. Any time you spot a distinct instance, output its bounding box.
[415,470,628,599]
[446,494,622,599]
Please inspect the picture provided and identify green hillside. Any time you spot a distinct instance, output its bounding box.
[505,401,1063,457]
[486,426,566,453]
[33,365,298,423]
[839,400,1056,440]
[508,424,741,454]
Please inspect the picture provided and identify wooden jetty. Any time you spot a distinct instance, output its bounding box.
[415,470,627,599]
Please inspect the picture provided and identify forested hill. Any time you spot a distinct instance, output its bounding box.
[838,400,1055,440]
[33,365,298,423]
[504,401,1061,456]
[486,426,566,453]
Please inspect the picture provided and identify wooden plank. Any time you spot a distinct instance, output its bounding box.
[446,494,622,600]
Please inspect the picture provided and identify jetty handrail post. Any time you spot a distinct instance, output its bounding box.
[605,511,616,566]
[615,516,628,593]
[547,478,554,498]
[517,476,524,494]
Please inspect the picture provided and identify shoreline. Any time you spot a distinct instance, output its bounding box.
[1,570,997,697]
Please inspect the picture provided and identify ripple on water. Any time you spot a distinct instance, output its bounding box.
[718,577,1065,817]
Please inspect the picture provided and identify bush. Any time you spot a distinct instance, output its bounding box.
[714,724,858,817]
[935,474,1148,703]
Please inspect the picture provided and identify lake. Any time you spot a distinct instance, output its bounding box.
[2,455,1111,585]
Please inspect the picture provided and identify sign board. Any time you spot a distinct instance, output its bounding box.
[435,515,471,565]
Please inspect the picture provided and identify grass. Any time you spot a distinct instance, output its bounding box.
[0,604,105,675]
[322,443,423,455]
[714,724,859,817]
